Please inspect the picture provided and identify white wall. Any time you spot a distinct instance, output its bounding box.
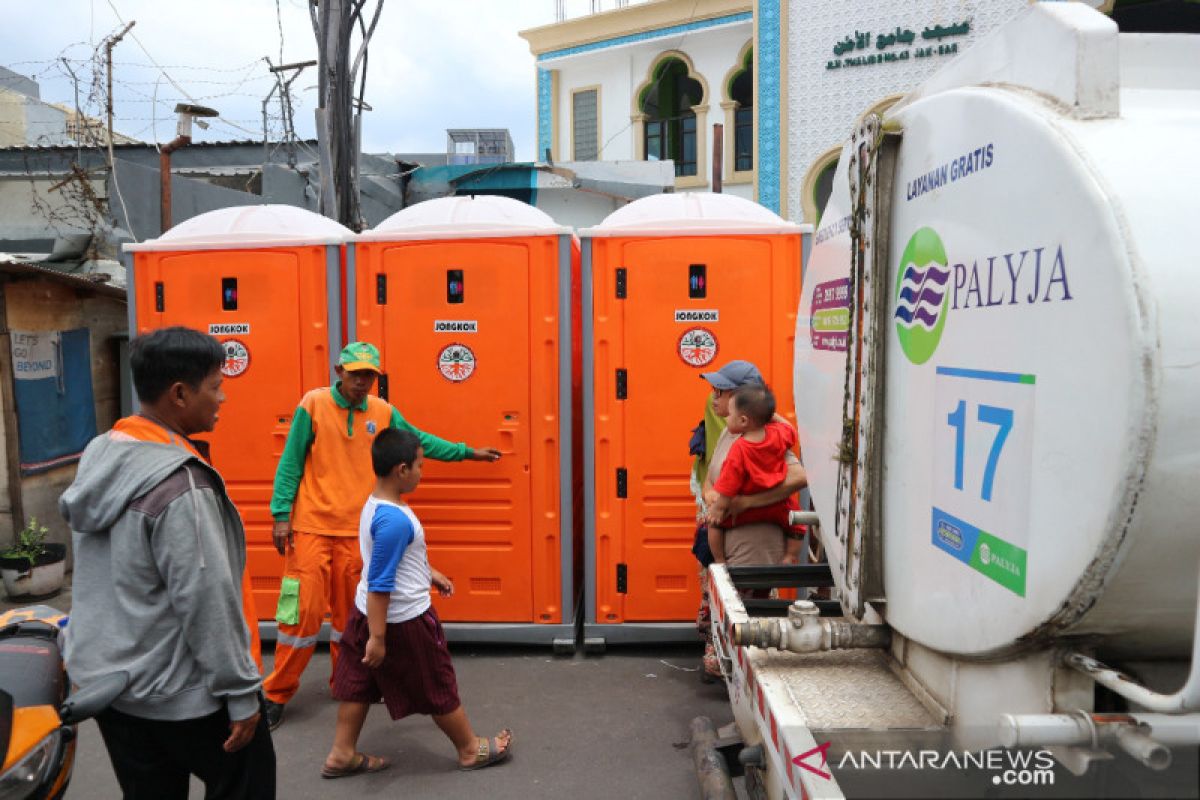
[549,20,754,191]
[536,189,623,229]
[23,100,71,146]
[0,89,74,147]
[555,47,634,161]
[784,0,1030,222]
[0,175,107,243]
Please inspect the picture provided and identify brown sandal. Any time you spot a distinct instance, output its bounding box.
[459,730,513,771]
[321,752,391,779]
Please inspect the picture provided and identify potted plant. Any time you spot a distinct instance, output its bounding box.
[0,517,67,600]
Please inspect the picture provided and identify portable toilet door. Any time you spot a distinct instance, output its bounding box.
[124,205,352,623]
[580,193,806,646]
[355,196,578,650]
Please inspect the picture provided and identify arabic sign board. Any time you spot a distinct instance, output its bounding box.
[827,21,970,71]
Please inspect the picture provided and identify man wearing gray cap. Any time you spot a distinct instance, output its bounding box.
[694,360,807,676]
[698,360,807,566]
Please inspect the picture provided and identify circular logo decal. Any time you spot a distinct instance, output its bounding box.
[894,227,951,365]
[678,327,718,368]
[437,343,476,382]
[978,542,992,566]
[220,339,250,377]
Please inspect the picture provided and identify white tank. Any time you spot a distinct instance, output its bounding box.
[796,5,1200,658]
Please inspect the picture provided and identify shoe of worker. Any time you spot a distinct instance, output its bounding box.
[264,700,285,731]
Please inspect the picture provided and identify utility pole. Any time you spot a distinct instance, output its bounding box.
[105,21,135,149]
[104,21,135,240]
[311,0,384,231]
[263,59,316,169]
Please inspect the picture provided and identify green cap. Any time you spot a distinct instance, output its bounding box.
[339,341,381,373]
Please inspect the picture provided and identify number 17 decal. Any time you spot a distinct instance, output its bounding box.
[947,401,1013,501]
[933,367,1035,596]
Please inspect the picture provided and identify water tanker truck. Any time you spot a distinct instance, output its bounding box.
[706,4,1200,798]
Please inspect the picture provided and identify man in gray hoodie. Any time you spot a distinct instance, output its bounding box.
[60,326,274,799]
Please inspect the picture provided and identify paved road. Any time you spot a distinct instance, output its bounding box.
[68,642,738,799]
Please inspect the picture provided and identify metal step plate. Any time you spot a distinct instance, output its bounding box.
[761,648,939,731]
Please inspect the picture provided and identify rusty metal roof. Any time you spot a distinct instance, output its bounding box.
[0,258,125,299]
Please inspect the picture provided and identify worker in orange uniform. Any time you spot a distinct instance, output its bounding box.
[262,342,501,730]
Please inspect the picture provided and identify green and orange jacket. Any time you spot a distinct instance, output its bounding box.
[270,383,468,536]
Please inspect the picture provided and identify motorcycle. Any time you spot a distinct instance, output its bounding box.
[0,605,127,799]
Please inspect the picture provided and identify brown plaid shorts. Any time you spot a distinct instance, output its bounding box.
[332,606,461,720]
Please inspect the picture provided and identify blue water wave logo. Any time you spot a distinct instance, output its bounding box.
[893,228,950,364]
[894,262,951,331]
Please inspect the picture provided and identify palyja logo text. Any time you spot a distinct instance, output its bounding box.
[894,227,951,364]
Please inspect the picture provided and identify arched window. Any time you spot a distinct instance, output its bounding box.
[639,57,704,177]
[813,159,837,223]
[728,48,753,172]
[801,147,840,225]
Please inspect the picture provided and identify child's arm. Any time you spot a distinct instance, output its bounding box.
[430,566,454,598]
[707,524,727,564]
[705,491,732,527]
[728,462,808,517]
[781,535,803,565]
[363,592,389,668]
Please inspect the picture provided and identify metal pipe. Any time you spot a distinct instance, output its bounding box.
[732,600,890,653]
[1001,712,1200,747]
[1065,546,1200,713]
[1114,725,1172,771]
[690,716,737,800]
[1124,713,1200,745]
[998,712,1098,748]
[159,135,189,233]
[999,712,1200,770]
[1065,651,1200,714]
[788,510,821,527]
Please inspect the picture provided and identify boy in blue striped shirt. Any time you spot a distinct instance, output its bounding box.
[321,428,513,778]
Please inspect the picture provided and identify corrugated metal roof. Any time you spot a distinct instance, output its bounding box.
[0,255,125,298]
[0,139,318,153]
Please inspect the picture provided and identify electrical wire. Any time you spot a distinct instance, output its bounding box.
[102,0,261,136]
[276,0,286,66]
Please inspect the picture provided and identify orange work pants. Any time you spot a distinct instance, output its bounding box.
[262,531,362,705]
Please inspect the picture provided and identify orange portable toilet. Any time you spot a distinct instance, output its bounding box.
[354,196,579,650]
[580,193,804,647]
[124,205,353,627]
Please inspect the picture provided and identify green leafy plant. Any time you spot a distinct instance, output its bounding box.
[1,516,50,567]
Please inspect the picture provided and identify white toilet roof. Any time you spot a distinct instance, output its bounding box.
[582,192,806,237]
[125,204,353,252]
[359,195,569,241]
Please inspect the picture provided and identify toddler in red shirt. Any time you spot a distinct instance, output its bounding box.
[705,384,801,548]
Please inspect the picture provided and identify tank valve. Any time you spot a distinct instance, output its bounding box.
[732,600,890,653]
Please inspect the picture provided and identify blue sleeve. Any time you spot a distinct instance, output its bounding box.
[366,507,415,593]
